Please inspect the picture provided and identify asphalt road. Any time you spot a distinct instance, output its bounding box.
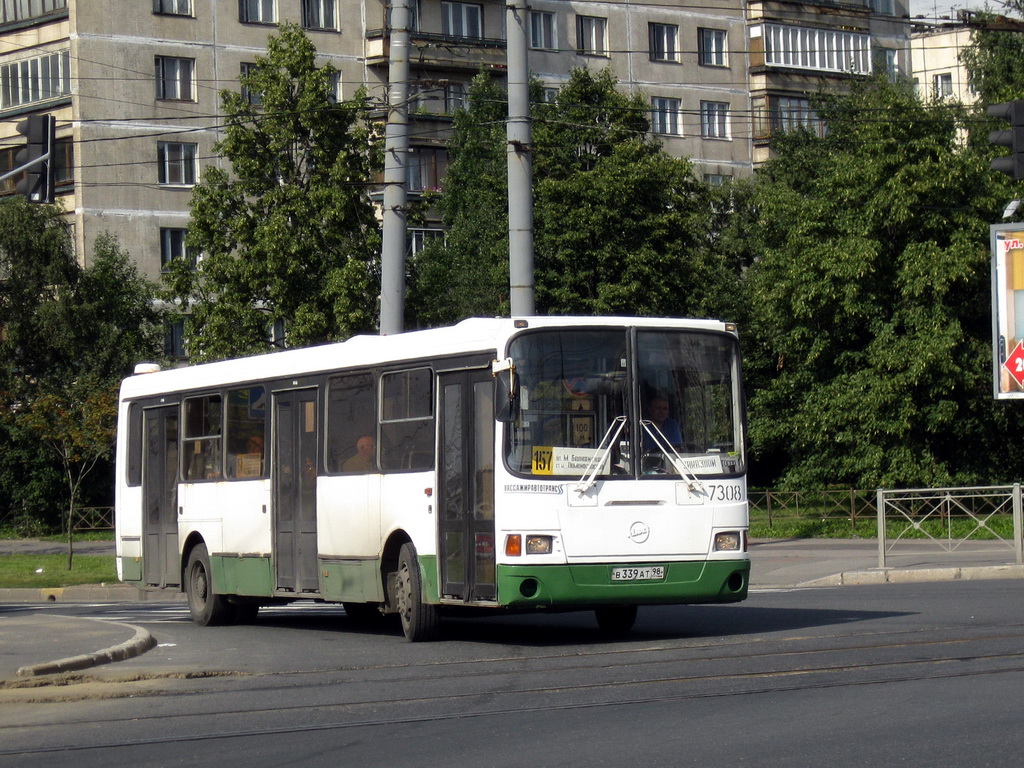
[2,579,1022,767]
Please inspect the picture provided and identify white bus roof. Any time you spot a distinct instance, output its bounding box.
[120,316,734,400]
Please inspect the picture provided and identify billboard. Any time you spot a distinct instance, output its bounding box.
[992,222,1024,398]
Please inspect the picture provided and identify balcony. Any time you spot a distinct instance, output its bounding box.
[366,29,507,72]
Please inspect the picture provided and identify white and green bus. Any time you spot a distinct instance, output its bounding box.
[115,317,749,641]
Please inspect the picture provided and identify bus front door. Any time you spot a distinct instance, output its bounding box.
[438,369,496,603]
[143,406,179,587]
[273,388,319,593]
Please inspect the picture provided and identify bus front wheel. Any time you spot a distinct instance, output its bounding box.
[185,543,233,627]
[395,542,439,642]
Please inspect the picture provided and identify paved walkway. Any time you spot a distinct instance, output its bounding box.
[1,537,1022,681]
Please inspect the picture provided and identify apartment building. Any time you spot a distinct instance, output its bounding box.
[910,21,975,105]
[748,0,911,165]
[0,0,910,299]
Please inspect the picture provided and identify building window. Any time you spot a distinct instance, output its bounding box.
[330,71,343,103]
[651,97,680,136]
[933,72,953,98]
[577,15,607,56]
[160,228,195,271]
[155,56,195,101]
[444,81,467,113]
[701,101,729,139]
[0,50,70,111]
[762,23,871,75]
[302,0,336,30]
[158,142,197,186]
[406,147,447,192]
[766,95,824,137]
[704,173,731,186]
[153,0,191,15]
[240,62,262,106]
[442,1,482,39]
[870,0,895,14]
[165,319,187,360]
[699,28,727,67]
[3,0,67,23]
[649,23,678,63]
[0,137,72,194]
[530,11,555,50]
[408,228,444,257]
[540,86,558,103]
[239,0,274,23]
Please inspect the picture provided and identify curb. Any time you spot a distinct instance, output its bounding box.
[0,583,186,604]
[15,619,157,677]
[797,564,1024,588]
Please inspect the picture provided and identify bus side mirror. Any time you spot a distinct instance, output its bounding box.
[492,358,518,423]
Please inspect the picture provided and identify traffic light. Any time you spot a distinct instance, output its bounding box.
[989,100,1024,181]
[14,114,55,203]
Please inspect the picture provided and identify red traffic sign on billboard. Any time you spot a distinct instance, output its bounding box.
[1004,340,1024,388]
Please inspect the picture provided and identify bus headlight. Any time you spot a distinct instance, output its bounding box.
[505,534,553,556]
[714,531,741,552]
[525,535,552,555]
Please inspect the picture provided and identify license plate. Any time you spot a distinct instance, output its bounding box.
[611,566,665,581]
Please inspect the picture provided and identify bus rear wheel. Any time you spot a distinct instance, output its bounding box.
[185,543,233,627]
[395,542,439,642]
[594,605,637,635]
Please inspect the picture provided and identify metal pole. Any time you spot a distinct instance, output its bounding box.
[1013,482,1022,565]
[379,0,411,335]
[877,488,886,569]
[506,0,535,317]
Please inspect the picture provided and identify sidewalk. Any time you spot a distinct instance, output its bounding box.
[2,537,1023,681]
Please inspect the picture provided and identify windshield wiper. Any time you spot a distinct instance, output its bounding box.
[574,416,627,497]
[640,420,707,494]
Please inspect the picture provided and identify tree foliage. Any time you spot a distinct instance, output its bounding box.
[0,199,162,534]
[165,23,382,361]
[743,78,1020,488]
[960,2,1024,104]
[407,68,740,325]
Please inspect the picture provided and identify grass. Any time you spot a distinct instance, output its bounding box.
[0,554,116,589]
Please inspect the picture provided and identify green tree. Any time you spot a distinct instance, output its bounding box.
[407,74,510,325]
[0,200,163,541]
[408,68,739,325]
[744,78,1019,488]
[960,4,1024,104]
[165,23,382,361]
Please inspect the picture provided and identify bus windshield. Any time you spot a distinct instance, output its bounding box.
[505,328,744,479]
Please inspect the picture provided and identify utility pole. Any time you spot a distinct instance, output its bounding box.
[506,0,535,317]
[379,0,412,335]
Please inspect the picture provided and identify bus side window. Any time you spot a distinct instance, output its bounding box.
[380,368,434,471]
[126,402,142,487]
[326,372,378,473]
[183,394,223,481]
[225,386,267,479]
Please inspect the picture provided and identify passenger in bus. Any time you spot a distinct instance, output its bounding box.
[342,435,375,472]
[643,396,682,450]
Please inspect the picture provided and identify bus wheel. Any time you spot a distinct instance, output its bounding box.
[395,542,439,642]
[185,544,232,627]
[594,605,637,635]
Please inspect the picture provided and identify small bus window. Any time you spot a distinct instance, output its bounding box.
[126,402,142,487]
[327,373,377,473]
[225,386,267,479]
[183,394,223,481]
[380,368,434,471]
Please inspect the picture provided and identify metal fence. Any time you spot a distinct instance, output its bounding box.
[876,485,1024,568]
[749,489,878,531]
[70,506,114,531]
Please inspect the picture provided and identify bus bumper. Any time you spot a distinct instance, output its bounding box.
[496,559,750,608]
